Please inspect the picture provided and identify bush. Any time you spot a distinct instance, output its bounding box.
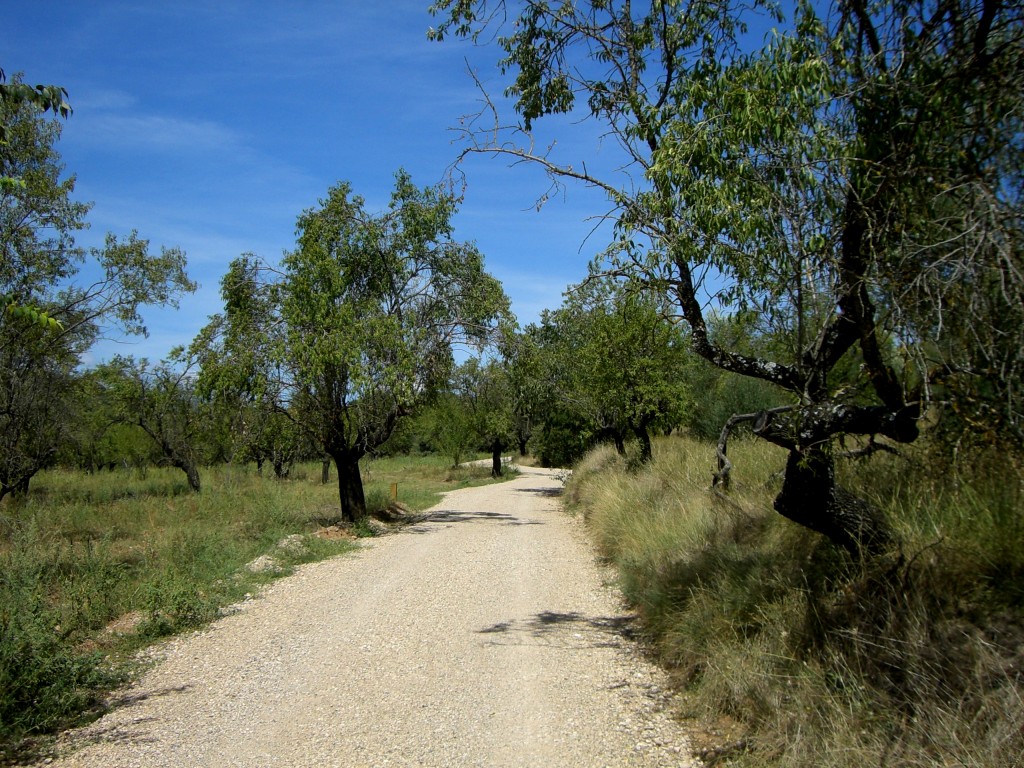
[0,524,126,747]
[534,411,596,468]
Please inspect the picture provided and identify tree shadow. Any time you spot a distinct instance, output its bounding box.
[476,610,639,649]
[513,486,564,499]
[34,685,193,759]
[408,509,545,532]
[106,684,193,709]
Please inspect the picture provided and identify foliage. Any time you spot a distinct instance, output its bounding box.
[0,68,69,147]
[98,353,206,493]
[451,355,518,475]
[192,255,302,475]
[201,170,509,521]
[0,85,194,501]
[421,391,477,466]
[429,0,1024,551]
[535,277,692,463]
[531,408,595,468]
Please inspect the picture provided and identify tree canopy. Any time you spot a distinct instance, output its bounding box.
[196,170,510,521]
[0,77,194,500]
[537,277,692,463]
[429,0,1024,551]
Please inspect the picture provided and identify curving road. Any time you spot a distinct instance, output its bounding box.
[43,466,695,767]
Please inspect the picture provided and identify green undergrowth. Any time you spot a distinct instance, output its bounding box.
[0,454,507,762]
[567,436,1024,767]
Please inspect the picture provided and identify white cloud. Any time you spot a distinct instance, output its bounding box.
[71,112,241,153]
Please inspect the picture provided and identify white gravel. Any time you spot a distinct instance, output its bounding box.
[42,466,696,767]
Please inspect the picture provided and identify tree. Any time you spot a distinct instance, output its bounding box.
[683,311,794,441]
[0,85,194,501]
[500,327,546,456]
[539,277,692,463]
[209,171,509,521]
[192,255,301,477]
[59,368,156,473]
[429,0,1024,553]
[452,356,517,476]
[423,391,477,467]
[100,353,205,493]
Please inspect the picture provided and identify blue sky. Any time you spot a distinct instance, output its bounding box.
[4,1,621,363]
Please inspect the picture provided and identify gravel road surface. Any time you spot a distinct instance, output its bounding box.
[43,466,695,767]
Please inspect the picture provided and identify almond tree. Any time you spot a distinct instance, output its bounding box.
[0,82,193,500]
[429,0,1024,553]
[100,352,205,493]
[451,356,517,477]
[538,277,692,463]
[207,171,510,521]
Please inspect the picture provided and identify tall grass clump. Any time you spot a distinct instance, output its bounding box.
[568,435,1024,767]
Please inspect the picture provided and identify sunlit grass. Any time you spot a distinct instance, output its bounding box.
[0,453,508,757]
[568,434,1024,767]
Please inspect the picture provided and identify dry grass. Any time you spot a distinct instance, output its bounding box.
[567,435,1024,767]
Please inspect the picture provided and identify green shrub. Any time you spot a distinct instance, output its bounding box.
[0,524,126,747]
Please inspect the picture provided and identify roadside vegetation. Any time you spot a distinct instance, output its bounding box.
[0,455,504,760]
[4,0,1022,764]
[568,435,1024,767]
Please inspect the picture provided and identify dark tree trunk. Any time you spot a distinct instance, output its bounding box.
[633,423,653,464]
[332,451,366,523]
[491,440,505,478]
[774,448,890,556]
[175,459,201,493]
[272,457,289,479]
[613,433,626,456]
[137,420,200,493]
[321,458,331,484]
[1,474,33,501]
[255,456,264,477]
[518,437,529,456]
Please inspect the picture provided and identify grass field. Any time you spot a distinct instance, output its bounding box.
[568,435,1024,767]
[0,454,507,759]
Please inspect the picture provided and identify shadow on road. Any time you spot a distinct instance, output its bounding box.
[407,509,546,532]
[46,686,192,754]
[513,486,564,499]
[476,610,638,649]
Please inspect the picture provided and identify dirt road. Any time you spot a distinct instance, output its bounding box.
[44,466,695,767]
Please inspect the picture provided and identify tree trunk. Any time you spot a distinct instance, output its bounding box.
[613,433,626,456]
[0,475,32,502]
[774,448,890,555]
[321,458,331,484]
[175,459,201,493]
[272,457,289,479]
[491,440,505,478]
[633,423,653,464]
[332,451,366,523]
